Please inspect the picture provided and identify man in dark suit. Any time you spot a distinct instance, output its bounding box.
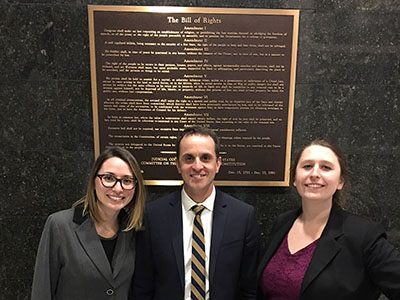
[132,126,260,300]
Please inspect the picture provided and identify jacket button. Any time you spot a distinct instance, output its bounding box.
[106,288,114,295]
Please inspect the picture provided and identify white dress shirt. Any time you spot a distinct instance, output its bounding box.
[181,187,215,300]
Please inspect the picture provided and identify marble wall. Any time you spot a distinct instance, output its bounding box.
[1,0,399,299]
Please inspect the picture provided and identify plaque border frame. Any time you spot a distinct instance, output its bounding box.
[88,5,299,187]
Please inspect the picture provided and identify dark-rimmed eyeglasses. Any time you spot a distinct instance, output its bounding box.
[97,174,137,190]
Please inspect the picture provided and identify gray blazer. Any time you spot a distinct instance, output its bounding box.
[31,206,136,300]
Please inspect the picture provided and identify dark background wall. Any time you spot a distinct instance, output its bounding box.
[1,0,399,299]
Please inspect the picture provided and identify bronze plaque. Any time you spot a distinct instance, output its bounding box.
[88,6,299,186]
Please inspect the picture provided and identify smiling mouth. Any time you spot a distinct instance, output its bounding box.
[191,174,205,178]
[109,195,124,201]
[305,184,324,188]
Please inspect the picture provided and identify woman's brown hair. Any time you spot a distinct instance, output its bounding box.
[74,147,146,231]
[291,139,350,208]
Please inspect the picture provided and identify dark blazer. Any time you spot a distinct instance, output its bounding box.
[133,188,260,300]
[257,205,400,300]
[31,206,136,300]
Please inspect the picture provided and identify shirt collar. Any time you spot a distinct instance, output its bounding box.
[181,186,216,213]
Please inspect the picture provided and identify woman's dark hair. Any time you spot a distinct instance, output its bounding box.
[291,139,350,208]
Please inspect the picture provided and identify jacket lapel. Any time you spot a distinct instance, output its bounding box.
[257,209,299,280]
[209,190,228,285]
[112,212,134,280]
[168,190,185,287]
[301,205,344,294]
[74,208,114,286]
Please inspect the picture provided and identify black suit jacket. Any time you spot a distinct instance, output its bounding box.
[133,188,260,300]
[257,205,400,300]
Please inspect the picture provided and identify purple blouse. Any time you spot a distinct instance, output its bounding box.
[260,235,318,300]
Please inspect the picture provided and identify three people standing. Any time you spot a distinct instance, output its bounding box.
[32,130,400,300]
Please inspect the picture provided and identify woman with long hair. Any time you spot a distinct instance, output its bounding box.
[31,147,146,300]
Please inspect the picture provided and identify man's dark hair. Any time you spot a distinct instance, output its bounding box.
[176,126,220,160]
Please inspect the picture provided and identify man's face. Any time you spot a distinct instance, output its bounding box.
[176,134,221,202]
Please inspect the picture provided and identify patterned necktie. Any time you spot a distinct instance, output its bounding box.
[191,205,206,300]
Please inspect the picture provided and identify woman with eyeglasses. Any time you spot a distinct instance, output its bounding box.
[31,147,146,300]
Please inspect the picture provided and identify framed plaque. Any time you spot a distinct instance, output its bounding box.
[88,6,299,186]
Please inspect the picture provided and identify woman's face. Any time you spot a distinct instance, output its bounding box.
[95,157,135,215]
[294,145,344,204]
